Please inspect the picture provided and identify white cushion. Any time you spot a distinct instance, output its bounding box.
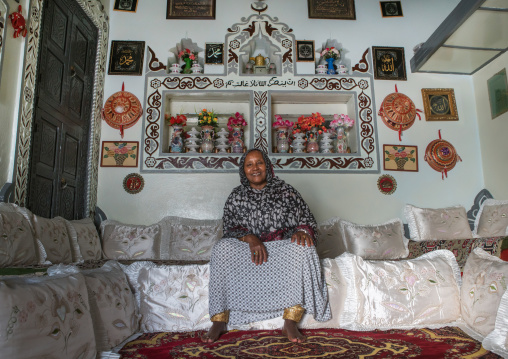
[100,220,163,260]
[337,250,462,331]
[460,248,508,337]
[33,215,78,264]
[64,218,102,260]
[163,216,222,261]
[0,210,38,266]
[340,218,408,259]
[0,273,96,358]
[473,199,508,238]
[137,264,210,332]
[483,289,508,358]
[404,204,472,241]
[315,217,346,259]
[48,261,138,351]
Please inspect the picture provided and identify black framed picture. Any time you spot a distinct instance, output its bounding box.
[205,43,224,65]
[167,0,216,19]
[308,0,356,20]
[296,40,315,62]
[380,1,403,17]
[108,41,145,76]
[113,0,138,12]
[372,46,407,81]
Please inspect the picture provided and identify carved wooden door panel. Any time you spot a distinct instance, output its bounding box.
[29,0,97,220]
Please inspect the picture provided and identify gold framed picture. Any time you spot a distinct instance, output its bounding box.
[421,88,459,121]
[307,0,356,20]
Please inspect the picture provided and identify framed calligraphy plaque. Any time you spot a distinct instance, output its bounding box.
[205,43,224,65]
[113,0,138,12]
[487,68,508,119]
[166,0,216,19]
[108,41,145,76]
[372,46,406,81]
[296,40,315,62]
[421,88,459,121]
[380,1,403,17]
[307,0,356,20]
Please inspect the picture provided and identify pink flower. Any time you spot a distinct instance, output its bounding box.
[189,54,195,60]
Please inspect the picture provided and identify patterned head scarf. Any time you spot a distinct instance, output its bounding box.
[238,149,275,188]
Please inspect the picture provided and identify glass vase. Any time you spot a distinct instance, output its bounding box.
[275,125,289,153]
[200,125,215,153]
[335,126,348,153]
[230,125,245,153]
[170,125,184,153]
[306,127,319,153]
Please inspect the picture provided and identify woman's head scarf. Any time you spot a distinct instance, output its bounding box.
[238,149,275,188]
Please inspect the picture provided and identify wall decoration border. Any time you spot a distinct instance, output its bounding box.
[13,0,109,217]
[141,10,379,173]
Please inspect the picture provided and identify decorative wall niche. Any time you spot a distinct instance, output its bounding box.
[142,4,379,173]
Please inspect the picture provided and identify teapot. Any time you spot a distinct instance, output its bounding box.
[255,54,270,68]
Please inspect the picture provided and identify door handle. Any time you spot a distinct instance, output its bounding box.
[60,178,68,190]
[70,66,76,78]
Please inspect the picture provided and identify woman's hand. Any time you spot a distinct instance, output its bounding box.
[240,234,268,265]
[291,230,314,247]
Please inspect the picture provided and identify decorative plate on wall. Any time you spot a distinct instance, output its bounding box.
[377,174,397,195]
[424,130,461,179]
[123,173,144,194]
[102,83,142,138]
[378,85,421,141]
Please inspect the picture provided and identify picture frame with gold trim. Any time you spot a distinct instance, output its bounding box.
[421,88,459,121]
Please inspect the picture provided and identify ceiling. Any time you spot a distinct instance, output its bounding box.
[410,0,508,75]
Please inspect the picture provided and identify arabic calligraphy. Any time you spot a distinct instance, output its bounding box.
[225,77,296,88]
[167,0,214,18]
[429,95,450,115]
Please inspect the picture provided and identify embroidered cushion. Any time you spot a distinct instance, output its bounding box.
[101,220,162,260]
[137,264,210,332]
[340,218,408,259]
[65,218,102,260]
[0,273,96,358]
[404,204,472,241]
[315,217,347,259]
[460,248,508,337]
[337,250,461,331]
[0,209,38,267]
[48,261,138,351]
[474,199,508,237]
[33,215,80,264]
[162,216,222,261]
[483,289,508,358]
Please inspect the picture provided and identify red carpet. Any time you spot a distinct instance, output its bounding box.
[119,327,501,358]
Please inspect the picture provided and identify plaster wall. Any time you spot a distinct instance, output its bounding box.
[98,0,486,225]
[0,0,27,186]
[473,51,508,199]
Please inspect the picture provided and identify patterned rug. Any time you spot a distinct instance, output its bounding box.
[119,327,501,358]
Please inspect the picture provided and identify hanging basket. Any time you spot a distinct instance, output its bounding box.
[102,83,142,138]
[424,130,462,180]
[378,85,422,141]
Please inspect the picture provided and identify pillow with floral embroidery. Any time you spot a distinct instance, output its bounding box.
[162,216,222,261]
[65,218,102,260]
[0,273,96,358]
[101,220,162,260]
[340,218,408,259]
[0,209,38,266]
[404,204,472,241]
[137,264,210,332]
[315,217,347,259]
[33,215,80,264]
[460,248,508,337]
[473,199,508,238]
[48,261,138,351]
[337,249,461,331]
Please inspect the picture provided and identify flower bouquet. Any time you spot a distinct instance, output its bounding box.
[293,112,327,135]
[272,114,294,128]
[320,47,341,60]
[330,114,354,129]
[179,48,198,74]
[166,113,187,127]
[197,109,219,128]
[227,112,247,131]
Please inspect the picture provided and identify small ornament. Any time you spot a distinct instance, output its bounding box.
[377,174,397,195]
[102,83,143,138]
[123,173,144,194]
[379,85,422,141]
[425,130,462,180]
[9,5,27,38]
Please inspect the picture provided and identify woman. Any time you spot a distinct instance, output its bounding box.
[202,149,331,343]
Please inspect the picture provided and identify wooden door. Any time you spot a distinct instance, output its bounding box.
[28,0,97,220]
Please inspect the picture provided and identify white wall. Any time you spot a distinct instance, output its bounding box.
[473,51,508,199]
[0,0,28,186]
[98,0,488,225]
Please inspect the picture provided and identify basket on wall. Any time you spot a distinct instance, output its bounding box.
[424,130,462,180]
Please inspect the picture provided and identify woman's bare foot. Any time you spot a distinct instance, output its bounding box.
[201,322,227,343]
[282,319,306,343]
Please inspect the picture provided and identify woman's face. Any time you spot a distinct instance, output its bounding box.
[244,151,267,189]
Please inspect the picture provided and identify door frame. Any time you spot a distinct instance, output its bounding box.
[13,0,109,217]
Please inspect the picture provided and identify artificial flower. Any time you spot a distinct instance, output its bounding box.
[272,114,294,128]
[167,114,187,126]
[320,47,341,60]
[330,113,354,129]
[198,109,219,128]
[227,112,247,131]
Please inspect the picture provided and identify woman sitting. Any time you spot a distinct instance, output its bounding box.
[202,149,331,343]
